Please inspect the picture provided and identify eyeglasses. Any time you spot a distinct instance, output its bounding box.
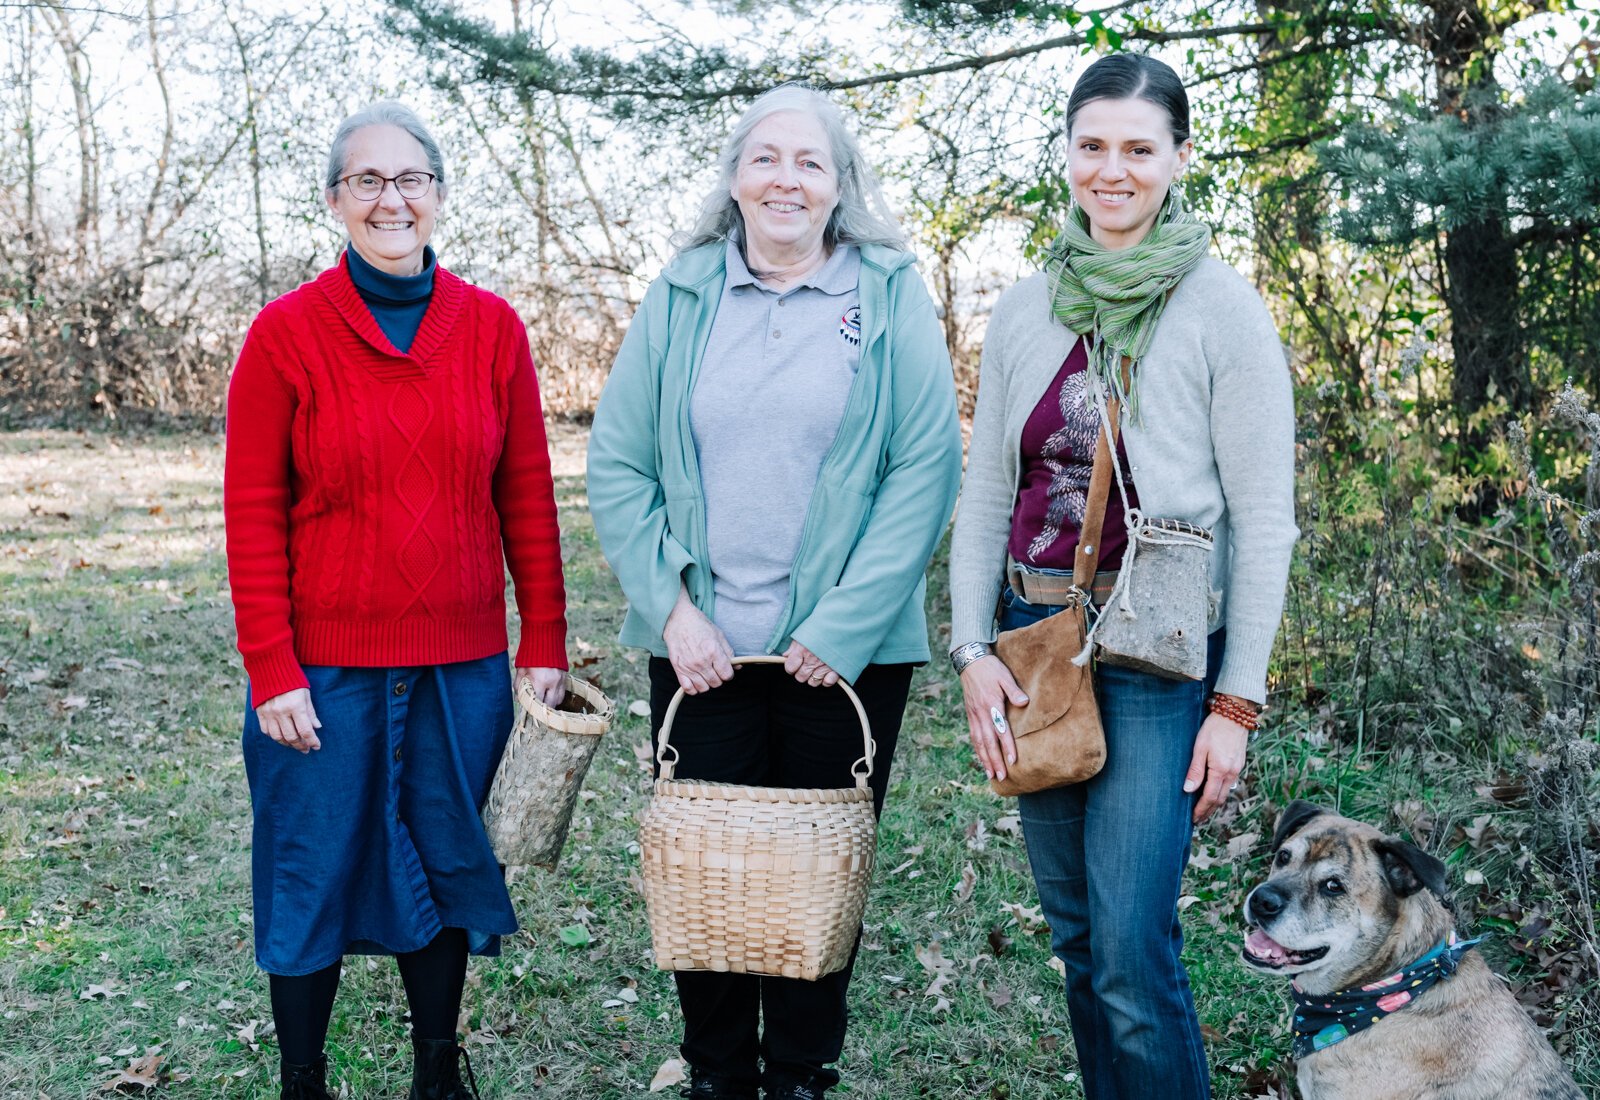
[337,171,437,201]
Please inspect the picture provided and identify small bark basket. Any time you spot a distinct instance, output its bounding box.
[639,656,877,982]
[482,675,615,869]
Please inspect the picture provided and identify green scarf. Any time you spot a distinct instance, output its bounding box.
[1043,187,1212,417]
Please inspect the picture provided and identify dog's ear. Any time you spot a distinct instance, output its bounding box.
[1272,800,1328,851]
[1376,839,1450,900]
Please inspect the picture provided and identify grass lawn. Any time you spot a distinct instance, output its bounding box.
[0,428,1593,1098]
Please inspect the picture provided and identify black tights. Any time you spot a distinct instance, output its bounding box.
[269,928,469,1065]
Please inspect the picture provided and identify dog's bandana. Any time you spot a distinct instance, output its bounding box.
[1290,931,1483,1058]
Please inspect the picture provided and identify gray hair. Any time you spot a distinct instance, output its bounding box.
[324,101,448,200]
[677,84,906,255]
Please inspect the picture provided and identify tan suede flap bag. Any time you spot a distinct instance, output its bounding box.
[988,365,1125,797]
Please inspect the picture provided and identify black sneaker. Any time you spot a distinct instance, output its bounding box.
[682,1069,760,1099]
[765,1078,827,1100]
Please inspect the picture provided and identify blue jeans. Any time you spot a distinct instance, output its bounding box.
[1000,587,1220,1100]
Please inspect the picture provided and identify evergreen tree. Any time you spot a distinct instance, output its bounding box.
[1321,78,1600,415]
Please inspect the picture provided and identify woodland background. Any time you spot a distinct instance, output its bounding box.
[2,1,1600,1096]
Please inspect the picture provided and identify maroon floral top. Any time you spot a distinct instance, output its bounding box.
[1007,337,1138,572]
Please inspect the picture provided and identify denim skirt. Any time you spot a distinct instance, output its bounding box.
[242,654,518,976]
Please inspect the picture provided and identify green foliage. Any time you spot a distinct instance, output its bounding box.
[897,0,1092,30]
[385,0,820,124]
[1321,77,1600,247]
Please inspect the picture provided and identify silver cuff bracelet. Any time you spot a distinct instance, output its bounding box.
[950,641,993,674]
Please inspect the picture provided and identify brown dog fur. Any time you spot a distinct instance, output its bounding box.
[1242,802,1582,1100]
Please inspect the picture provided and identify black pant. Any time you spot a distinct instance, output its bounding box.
[648,658,914,1090]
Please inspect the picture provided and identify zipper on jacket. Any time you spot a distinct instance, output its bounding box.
[672,277,724,615]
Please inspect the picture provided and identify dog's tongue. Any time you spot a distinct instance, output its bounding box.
[1247,928,1291,964]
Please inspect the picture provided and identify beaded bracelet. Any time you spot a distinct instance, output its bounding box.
[1207,693,1261,731]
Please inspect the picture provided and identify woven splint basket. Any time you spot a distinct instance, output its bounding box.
[483,675,614,869]
[639,656,878,982]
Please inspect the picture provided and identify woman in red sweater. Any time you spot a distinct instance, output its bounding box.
[223,101,568,1100]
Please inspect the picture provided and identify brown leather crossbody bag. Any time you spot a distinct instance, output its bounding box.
[988,370,1124,797]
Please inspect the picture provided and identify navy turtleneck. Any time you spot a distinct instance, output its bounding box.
[345,243,437,354]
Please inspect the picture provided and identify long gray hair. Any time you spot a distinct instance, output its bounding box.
[677,84,905,254]
[324,101,448,200]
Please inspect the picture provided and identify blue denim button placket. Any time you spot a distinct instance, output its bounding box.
[388,668,413,823]
[386,666,440,942]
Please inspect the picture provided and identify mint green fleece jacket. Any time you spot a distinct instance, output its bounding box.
[586,241,963,683]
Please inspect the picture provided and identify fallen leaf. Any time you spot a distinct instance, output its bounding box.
[97,1049,189,1093]
[633,740,655,773]
[558,924,591,948]
[628,699,650,718]
[986,925,1012,958]
[1224,831,1260,861]
[993,813,1022,836]
[649,1058,687,1092]
[915,942,956,1014]
[985,981,1012,1009]
[1000,901,1047,934]
[954,862,978,903]
[965,819,989,852]
[1475,781,1528,805]
[1460,814,1498,851]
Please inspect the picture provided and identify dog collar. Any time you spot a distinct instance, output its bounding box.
[1289,931,1483,1058]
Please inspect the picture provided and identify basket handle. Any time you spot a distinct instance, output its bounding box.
[655,655,876,789]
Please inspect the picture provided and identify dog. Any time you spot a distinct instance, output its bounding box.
[1240,800,1583,1100]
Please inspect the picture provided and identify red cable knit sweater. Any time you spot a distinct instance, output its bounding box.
[224,256,568,703]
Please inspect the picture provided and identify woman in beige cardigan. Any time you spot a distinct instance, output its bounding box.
[947,54,1296,1099]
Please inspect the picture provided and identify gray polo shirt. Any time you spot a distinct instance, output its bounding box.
[689,240,863,657]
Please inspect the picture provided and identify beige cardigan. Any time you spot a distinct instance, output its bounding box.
[948,258,1297,704]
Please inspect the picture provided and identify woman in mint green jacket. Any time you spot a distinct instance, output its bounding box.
[586,84,961,1100]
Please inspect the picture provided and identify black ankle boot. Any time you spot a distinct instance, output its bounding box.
[280,1054,333,1100]
[409,1037,482,1100]
[681,1069,759,1099]
[765,1077,827,1100]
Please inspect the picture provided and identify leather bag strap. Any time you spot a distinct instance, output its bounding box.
[1071,352,1132,589]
